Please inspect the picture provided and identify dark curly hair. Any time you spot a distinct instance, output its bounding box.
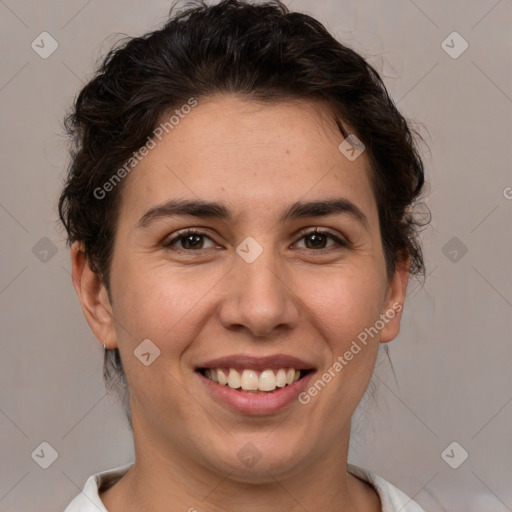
[58,0,428,416]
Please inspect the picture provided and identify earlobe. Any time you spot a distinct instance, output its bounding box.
[71,242,118,349]
[379,258,410,344]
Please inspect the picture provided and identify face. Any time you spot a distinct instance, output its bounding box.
[74,95,408,482]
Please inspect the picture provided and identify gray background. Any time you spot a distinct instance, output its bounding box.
[0,0,511,510]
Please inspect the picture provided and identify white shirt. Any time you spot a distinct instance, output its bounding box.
[64,463,425,512]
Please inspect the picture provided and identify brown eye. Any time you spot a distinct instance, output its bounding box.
[180,234,205,249]
[295,229,348,251]
[304,232,329,249]
[164,230,217,251]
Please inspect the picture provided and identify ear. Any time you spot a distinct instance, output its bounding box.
[379,258,410,344]
[71,241,118,349]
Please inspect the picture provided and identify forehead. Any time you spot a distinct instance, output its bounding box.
[117,95,378,225]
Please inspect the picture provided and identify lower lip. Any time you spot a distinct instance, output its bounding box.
[197,371,315,415]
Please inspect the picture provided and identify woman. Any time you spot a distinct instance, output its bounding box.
[59,1,427,510]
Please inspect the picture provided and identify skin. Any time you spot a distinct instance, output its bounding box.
[72,95,409,512]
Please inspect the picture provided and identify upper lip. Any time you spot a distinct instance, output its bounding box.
[196,354,316,372]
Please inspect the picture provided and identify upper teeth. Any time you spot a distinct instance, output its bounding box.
[205,368,302,392]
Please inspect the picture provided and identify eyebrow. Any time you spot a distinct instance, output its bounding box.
[137,197,368,229]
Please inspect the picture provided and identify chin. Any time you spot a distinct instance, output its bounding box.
[203,444,311,484]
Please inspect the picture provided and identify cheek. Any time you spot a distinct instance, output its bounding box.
[305,266,387,345]
[108,262,217,410]
[110,258,222,351]
[301,272,385,412]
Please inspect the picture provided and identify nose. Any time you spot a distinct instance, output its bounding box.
[217,245,301,338]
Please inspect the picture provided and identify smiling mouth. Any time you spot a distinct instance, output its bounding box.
[197,367,313,393]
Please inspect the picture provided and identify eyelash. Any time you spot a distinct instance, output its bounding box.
[163,228,349,253]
